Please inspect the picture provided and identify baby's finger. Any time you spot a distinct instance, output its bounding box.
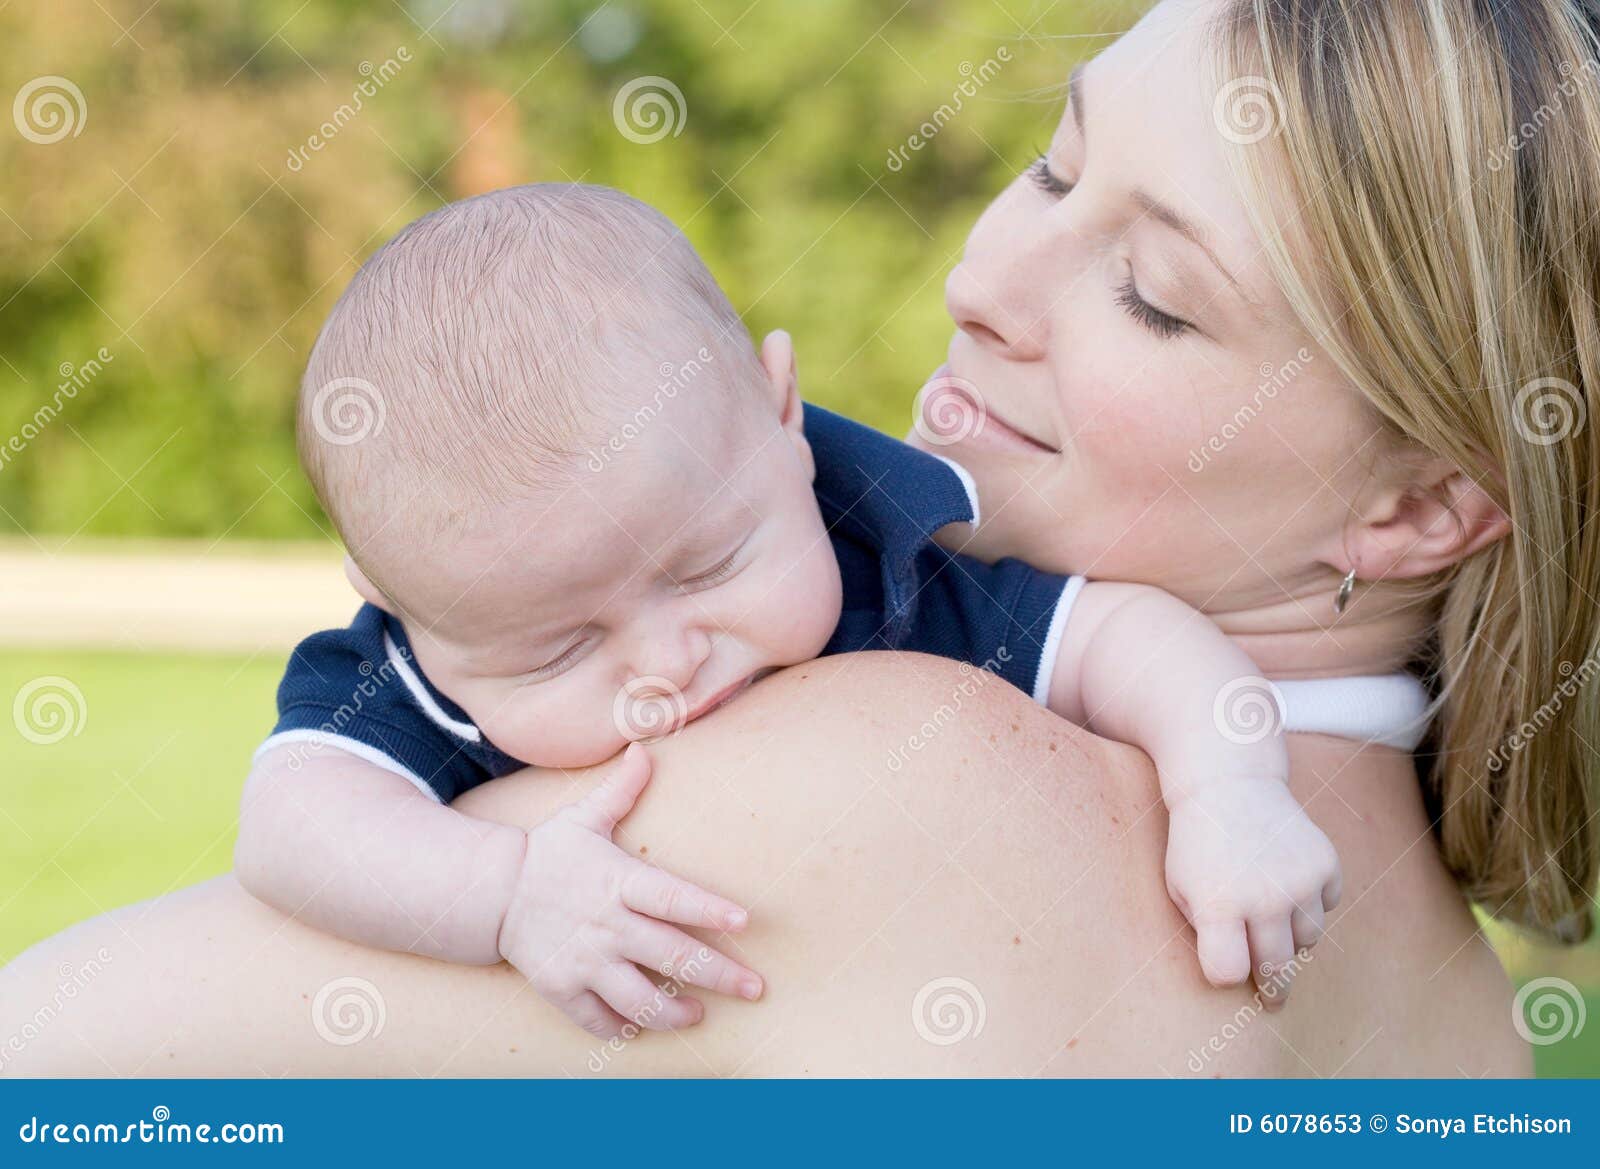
[567,743,653,835]
[1321,862,1344,913]
[1194,919,1251,987]
[593,963,703,1031]
[561,990,630,1040]
[1291,901,1325,952]
[1248,917,1297,1010]
[622,861,749,932]
[621,916,763,1001]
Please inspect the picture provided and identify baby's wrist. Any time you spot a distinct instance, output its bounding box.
[1161,757,1291,809]
[483,825,533,963]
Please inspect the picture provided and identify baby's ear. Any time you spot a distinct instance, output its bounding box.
[343,555,393,614]
[759,328,813,477]
[759,328,802,434]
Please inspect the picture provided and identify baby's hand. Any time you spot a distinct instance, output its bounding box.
[1163,778,1341,1008]
[498,743,764,1038]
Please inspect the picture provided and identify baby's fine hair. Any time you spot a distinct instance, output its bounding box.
[297,182,761,558]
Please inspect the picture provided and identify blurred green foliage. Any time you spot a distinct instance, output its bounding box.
[0,0,1129,540]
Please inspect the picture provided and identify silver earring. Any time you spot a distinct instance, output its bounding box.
[1334,567,1357,614]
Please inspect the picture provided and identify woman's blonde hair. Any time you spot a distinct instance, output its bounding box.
[1209,0,1600,941]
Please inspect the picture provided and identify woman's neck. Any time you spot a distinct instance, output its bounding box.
[1206,579,1434,680]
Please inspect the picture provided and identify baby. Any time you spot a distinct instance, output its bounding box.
[241,183,1340,1039]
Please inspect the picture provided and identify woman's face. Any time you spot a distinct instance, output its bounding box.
[911,0,1382,612]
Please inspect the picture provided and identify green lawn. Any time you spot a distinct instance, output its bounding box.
[0,648,282,964]
[1,647,1595,1076]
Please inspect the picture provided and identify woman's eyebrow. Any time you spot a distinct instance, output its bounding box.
[1068,62,1266,320]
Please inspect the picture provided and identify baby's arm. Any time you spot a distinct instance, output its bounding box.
[1046,582,1340,1003]
[236,742,762,1037]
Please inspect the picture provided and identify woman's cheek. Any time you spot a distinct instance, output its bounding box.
[1069,392,1196,496]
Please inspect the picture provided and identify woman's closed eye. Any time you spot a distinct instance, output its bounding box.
[1028,154,1194,340]
[1028,153,1072,197]
[1115,270,1192,339]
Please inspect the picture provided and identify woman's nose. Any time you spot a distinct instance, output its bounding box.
[945,262,1050,362]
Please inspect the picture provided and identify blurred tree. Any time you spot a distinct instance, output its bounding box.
[0,0,1132,540]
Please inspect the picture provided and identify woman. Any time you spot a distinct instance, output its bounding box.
[4,0,1594,1075]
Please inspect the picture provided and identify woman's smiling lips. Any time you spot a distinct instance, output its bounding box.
[918,364,1060,455]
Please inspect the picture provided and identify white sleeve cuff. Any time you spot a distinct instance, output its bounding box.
[253,729,444,803]
[1030,575,1087,705]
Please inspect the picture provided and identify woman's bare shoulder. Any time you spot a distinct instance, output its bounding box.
[468,652,1526,1076]
[6,651,1524,1077]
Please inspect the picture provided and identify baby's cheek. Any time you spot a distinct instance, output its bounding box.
[781,531,844,658]
[479,691,623,771]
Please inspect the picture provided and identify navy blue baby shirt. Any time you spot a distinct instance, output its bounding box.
[258,405,1081,802]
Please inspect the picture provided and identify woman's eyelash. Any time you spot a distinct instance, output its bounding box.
[1024,151,1189,339]
[1027,154,1072,196]
[1115,278,1191,339]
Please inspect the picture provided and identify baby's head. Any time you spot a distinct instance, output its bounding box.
[299,183,841,767]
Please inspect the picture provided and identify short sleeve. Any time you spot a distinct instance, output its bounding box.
[253,605,495,804]
[895,549,1085,703]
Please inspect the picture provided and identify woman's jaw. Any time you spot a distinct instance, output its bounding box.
[911,350,1438,681]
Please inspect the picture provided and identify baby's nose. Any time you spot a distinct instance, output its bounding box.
[635,625,712,690]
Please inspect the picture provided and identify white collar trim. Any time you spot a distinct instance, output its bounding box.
[930,454,981,526]
[384,630,483,742]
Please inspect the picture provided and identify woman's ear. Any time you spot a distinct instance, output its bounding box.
[1340,463,1511,581]
[759,327,813,477]
[343,555,394,614]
